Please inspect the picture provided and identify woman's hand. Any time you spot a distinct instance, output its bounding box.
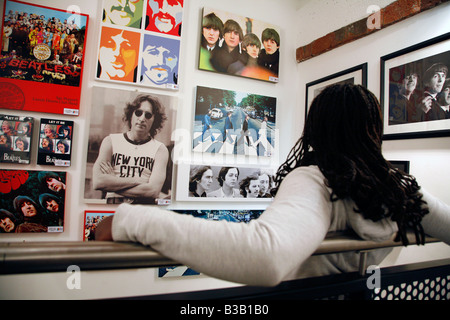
[95,215,114,241]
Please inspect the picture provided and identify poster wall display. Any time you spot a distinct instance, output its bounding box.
[176,162,276,202]
[96,0,183,90]
[194,86,277,157]
[199,7,280,83]
[0,169,66,233]
[0,0,89,116]
[381,33,450,140]
[0,113,33,164]
[83,210,114,241]
[37,118,73,167]
[159,209,264,278]
[84,86,176,205]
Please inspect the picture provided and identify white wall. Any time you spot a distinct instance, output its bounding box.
[0,0,449,299]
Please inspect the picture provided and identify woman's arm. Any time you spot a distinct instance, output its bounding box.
[420,189,450,245]
[111,167,333,286]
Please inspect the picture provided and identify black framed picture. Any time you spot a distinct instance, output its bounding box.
[389,160,410,174]
[305,63,367,120]
[380,32,450,140]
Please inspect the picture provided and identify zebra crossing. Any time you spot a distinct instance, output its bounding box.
[192,131,273,157]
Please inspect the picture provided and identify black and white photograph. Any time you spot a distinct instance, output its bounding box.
[193,85,277,157]
[305,63,367,119]
[84,86,176,205]
[381,32,450,139]
[176,162,275,202]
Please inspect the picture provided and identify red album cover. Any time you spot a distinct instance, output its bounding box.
[0,0,89,116]
[0,169,66,233]
[83,210,114,241]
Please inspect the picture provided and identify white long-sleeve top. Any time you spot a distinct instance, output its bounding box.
[112,166,450,286]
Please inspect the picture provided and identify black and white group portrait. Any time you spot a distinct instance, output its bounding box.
[176,163,275,202]
[388,50,450,125]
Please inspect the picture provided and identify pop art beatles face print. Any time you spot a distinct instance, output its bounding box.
[96,0,183,90]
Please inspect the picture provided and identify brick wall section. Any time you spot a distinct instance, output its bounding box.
[296,0,449,63]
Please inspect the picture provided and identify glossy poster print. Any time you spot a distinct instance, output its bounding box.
[193,86,277,157]
[83,210,114,241]
[97,26,140,83]
[199,7,280,82]
[0,169,66,233]
[84,86,176,205]
[176,162,276,202]
[145,0,183,37]
[0,0,88,116]
[96,0,183,90]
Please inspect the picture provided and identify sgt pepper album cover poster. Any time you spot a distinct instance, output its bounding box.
[37,118,73,166]
[83,210,114,241]
[0,113,33,164]
[0,0,89,116]
[0,169,66,233]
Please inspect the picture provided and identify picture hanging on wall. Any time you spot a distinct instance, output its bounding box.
[0,169,66,233]
[176,162,276,202]
[381,32,450,140]
[96,0,183,90]
[84,86,176,205]
[199,7,280,83]
[158,209,264,278]
[83,210,114,241]
[0,0,89,116]
[0,113,33,164]
[389,160,410,174]
[37,118,74,167]
[193,85,277,157]
[305,63,368,120]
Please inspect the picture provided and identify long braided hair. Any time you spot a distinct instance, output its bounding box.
[272,84,428,245]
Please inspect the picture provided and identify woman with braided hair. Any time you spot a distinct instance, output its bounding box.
[96,84,450,286]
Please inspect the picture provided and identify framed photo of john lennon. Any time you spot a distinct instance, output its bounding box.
[176,162,276,202]
[193,85,277,157]
[0,0,89,116]
[305,63,368,120]
[83,86,176,205]
[0,169,66,233]
[199,7,280,83]
[381,32,450,140]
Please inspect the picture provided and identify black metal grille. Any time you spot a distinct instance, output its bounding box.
[372,275,450,300]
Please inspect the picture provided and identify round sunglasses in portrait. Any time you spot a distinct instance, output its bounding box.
[134,109,153,119]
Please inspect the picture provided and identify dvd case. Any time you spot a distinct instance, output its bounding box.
[37,118,74,166]
[0,114,34,164]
